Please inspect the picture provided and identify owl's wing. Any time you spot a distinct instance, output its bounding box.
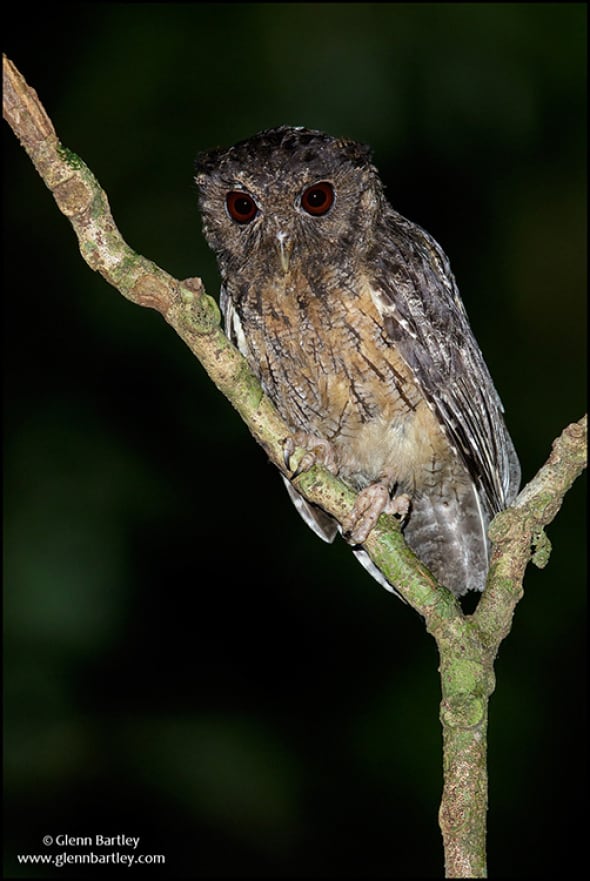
[371,209,521,516]
[220,284,341,544]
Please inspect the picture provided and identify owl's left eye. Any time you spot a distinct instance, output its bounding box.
[301,182,335,216]
[226,191,258,223]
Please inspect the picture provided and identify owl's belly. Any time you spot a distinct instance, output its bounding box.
[334,404,450,493]
[237,272,452,494]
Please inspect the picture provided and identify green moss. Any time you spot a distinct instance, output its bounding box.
[531,529,552,569]
[57,143,85,170]
[441,694,486,729]
[180,293,221,334]
[443,659,485,697]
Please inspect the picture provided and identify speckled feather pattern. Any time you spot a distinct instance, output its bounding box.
[195,126,520,596]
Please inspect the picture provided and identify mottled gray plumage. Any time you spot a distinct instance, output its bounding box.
[195,126,520,597]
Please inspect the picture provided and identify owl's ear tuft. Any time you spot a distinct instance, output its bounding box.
[195,147,227,178]
[337,138,373,167]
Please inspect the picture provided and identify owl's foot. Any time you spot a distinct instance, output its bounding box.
[389,492,411,520]
[283,432,338,478]
[343,485,411,545]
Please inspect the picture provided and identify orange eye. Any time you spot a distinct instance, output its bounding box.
[226,191,258,223]
[301,182,334,216]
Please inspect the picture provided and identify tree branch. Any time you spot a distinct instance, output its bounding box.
[4,54,586,878]
[476,416,587,638]
[2,52,443,618]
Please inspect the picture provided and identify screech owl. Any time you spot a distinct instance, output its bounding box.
[195,126,521,598]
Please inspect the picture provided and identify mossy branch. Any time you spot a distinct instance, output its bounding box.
[4,54,586,878]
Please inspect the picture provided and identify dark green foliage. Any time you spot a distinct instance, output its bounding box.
[3,5,585,878]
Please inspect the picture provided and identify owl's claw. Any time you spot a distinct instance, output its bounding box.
[343,483,390,544]
[283,436,295,471]
[389,492,411,521]
[292,451,318,479]
[343,485,411,545]
[283,432,338,478]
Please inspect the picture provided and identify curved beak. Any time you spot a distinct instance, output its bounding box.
[275,231,292,274]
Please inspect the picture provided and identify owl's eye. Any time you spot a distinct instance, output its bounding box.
[301,182,335,216]
[226,191,258,223]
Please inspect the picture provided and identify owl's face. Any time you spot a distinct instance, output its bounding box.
[195,126,384,279]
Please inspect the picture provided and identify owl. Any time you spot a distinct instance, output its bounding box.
[195,126,521,598]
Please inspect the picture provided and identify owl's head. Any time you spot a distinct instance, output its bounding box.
[195,126,384,277]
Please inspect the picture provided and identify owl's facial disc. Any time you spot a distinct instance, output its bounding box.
[272,181,334,273]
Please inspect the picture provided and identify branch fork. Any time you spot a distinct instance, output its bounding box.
[4,54,586,878]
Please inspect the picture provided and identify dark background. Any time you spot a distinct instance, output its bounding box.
[3,4,586,878]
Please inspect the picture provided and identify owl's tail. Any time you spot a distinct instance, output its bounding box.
[402,478,490,596]
[283,472,490,598]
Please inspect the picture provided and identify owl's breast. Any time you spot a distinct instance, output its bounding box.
[229,266,451,491]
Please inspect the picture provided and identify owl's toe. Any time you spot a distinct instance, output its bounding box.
[342,482,391,544]
[283,436,296,470]
[283,431,338,478]
[389,492,411,520]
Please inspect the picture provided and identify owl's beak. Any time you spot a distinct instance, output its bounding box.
[275,231,292,274]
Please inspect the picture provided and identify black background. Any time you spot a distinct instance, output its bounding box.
[3,4,586,878]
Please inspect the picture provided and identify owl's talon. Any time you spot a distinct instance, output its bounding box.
[283,431,338,478]
[389,492,411,521]
[342,482,392,545]
[283,436,296,470]
[290,451,315,479]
